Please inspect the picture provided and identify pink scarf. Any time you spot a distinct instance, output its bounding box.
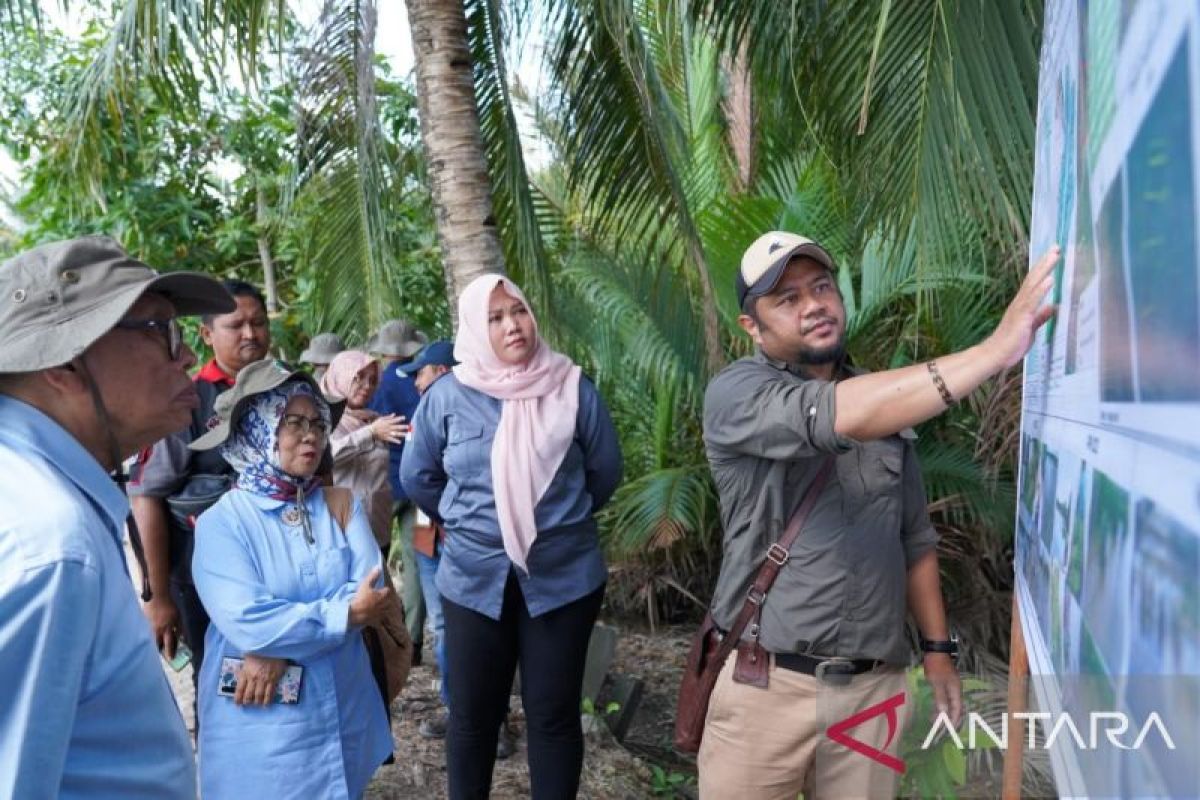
[319,350,379,425]
[453,274,581,573]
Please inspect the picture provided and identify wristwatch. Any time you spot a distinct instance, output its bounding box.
[919,635,959,661]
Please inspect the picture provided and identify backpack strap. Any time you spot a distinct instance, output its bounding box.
[323,487,354,533]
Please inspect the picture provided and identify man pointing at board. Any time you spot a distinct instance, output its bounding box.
[698,232,1059,798]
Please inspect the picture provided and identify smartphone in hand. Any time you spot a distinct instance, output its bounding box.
[165,642,192,672]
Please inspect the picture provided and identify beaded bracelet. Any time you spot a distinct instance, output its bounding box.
[927,360,955,407]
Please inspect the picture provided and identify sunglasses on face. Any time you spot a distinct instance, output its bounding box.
[114,318,183,361]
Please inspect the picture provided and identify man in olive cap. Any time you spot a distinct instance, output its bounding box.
[0,236,235,798]
[367,319,429,660]
[299,331,345,381]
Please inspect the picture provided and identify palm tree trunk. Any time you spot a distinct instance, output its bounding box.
[255,182,279,314]
[723,43,754,192]
[405,0,506,317]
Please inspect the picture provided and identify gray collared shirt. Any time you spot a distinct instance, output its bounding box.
[703,349,938,665]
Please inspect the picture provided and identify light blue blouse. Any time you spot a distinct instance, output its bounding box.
[192,489,392,799]
[399,374,623,620]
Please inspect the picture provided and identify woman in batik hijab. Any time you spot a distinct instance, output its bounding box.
[401,274,623,800]
[189,360,395,799]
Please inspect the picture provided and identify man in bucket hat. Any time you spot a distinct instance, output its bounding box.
[367,319,428,661]
[697,231,1060,797]
[299,331,345,381]
[0,235,235,798]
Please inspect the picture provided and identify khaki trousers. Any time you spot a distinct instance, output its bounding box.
[698,653,910,800]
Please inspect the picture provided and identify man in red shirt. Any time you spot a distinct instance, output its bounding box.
[128,281,271,715]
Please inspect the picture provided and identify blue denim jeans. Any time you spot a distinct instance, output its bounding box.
[415,546,448,706]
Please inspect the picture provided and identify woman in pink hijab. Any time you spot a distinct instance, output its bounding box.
[401,274,623,799]
[321,350,409,550]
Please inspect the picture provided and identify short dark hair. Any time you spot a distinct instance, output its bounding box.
[201,280,267,324]
[741,294,762,321]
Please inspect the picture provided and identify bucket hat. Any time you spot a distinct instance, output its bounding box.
[298,332,346,365]
[0,235,235,372]
[367,319,428,359]
[736,231,836,310]
[190,359,345,452]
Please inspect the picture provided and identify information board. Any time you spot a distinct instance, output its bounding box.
[1018,0,1200,796]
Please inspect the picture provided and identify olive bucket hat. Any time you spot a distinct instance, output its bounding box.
[367,319,428,359]
[189,359,345,452]
[0,235,236,373]
[298,332,346,365]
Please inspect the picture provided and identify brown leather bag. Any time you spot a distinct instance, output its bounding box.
[673,458,834,753]
[323,487,412,704]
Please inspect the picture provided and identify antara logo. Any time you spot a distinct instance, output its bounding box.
[825,692,907,774]
[921,711,1177,752]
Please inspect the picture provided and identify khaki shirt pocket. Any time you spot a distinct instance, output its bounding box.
[842,435,908,519]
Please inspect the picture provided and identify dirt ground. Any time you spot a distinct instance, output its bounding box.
[141,520,696,800]
[364,626,697,799]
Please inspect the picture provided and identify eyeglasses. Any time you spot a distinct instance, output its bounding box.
[114,318,183,361]
[279,414,329,438]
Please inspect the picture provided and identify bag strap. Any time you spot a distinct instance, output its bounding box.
[125,513,153,602]
[323,487,354,533]
[710,456,836,662]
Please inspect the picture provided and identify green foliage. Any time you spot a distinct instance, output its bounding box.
[899,667,998,800]
[2,0,1045,705]
[0,21,252,272]
[648,764,695,797]
[0,1,449,356]
[505,0,1040,634]
[580,697,620,718]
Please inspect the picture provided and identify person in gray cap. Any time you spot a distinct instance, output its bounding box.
[366,318,429,662]
[299,331,345,381]
[0,235,235,799]
[695,231,1059,797]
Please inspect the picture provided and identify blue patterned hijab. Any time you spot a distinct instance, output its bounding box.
[220,381,332,501]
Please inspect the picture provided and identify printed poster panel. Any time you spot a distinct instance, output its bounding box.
[1019,0,1200,796]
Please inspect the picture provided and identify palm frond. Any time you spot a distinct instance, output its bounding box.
[916,436,1013,535]
[557,249,708,401]
[692,0,1041,279]
[284,0,414,339]
[464,0,554,311]
[600,464,714,557]
[543,0,724,370]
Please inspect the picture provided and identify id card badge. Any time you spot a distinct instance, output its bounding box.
[218,657,304,704]
[416,507,431,526]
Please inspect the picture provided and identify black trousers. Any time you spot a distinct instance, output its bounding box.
[170,579,209,729]
[442,573,604,800]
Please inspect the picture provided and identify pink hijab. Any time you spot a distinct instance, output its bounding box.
[453,274,581,573]
[319,350,379,425]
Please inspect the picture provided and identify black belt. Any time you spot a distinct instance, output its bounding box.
[774,652,884,677]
